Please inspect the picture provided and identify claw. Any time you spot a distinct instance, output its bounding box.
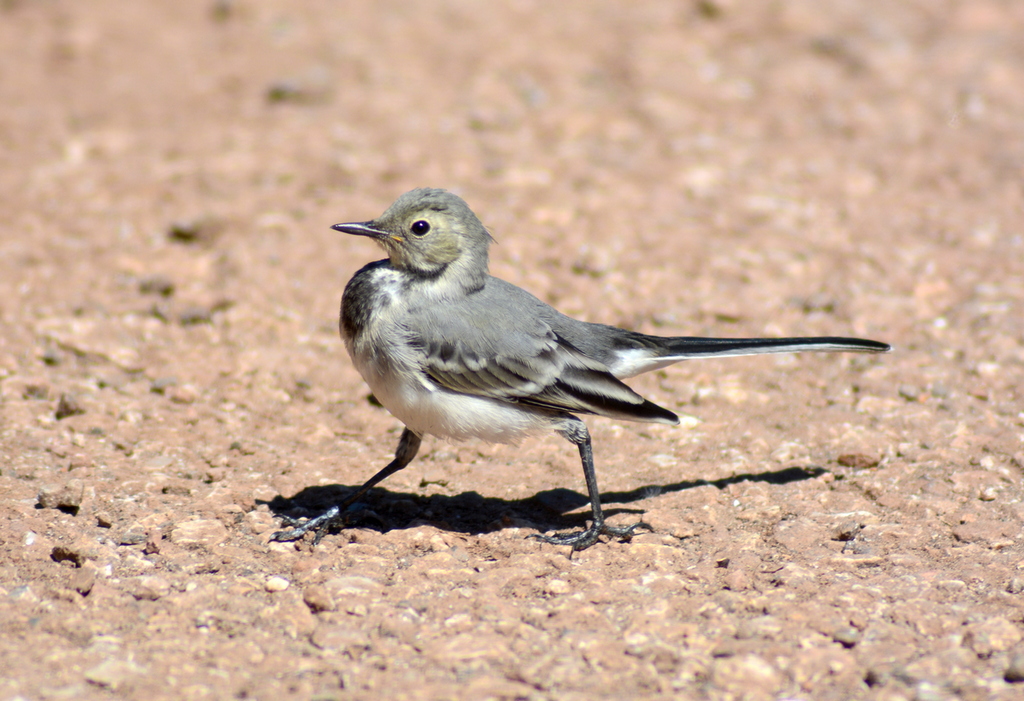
[530,520,653,552]
[270,505,342,544]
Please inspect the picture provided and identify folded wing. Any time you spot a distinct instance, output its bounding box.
[416,326,679,426]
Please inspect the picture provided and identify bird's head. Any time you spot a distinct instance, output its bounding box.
[332,188,493,285]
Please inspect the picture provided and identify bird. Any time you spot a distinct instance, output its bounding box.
[272,188,891,551]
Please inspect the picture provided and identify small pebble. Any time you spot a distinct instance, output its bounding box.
[265,576,290,592]
[837,454,879,469]
[170,519,228,547]
[832,626,860,648]
[546,579,571,595]
[71,568,95,596]
[266,80,305,103]
[50,546,85,567]
[265,70,331,105]
[1006,652,1024,683]
[150,377,178,394]
[167,218,220,245]
[55,393,85,420]
[179,307,212,326]
[132,576,171,601]
[898,384,921,401]
[41,347,62,366]
[303,585,335,612]
[169,384,199,404]
[143,532,162,555]
[37,480,84,514]
[23,383,49,400]
[831,520,861,541]
[139,274,175,296]
[119,532,147,546]
[841,540,873,556]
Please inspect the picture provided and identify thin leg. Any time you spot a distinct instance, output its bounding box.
[271,427,422,545]
[531,417,652,552]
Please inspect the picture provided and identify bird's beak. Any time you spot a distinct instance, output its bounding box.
[331,221,390,240]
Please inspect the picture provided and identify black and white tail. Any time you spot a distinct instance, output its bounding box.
[609,336,890,379]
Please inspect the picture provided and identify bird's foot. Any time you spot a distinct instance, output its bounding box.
[530,520,653,552]
[270,506,345,546]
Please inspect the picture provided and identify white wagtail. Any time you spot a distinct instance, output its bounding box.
[273,188,890,551]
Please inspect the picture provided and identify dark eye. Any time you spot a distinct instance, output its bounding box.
[410,220,430,236]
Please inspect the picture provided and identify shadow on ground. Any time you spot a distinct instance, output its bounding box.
[264,465,828,539]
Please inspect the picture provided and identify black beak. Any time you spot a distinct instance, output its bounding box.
[331,221,389,239]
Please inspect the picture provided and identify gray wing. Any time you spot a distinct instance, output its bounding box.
[405,282,679,425]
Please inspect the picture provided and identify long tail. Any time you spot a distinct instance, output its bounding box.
[609,335,890,378]
[660,336,891,359]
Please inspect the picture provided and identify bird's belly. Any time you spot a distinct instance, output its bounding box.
[350,347,551,444]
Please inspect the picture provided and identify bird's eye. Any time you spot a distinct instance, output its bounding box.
[410,220,431,236]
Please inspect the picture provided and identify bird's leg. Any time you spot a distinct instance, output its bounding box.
[271,427,422,545]
[531,417,652,552]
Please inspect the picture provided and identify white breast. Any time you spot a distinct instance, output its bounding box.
[344,268,554,444]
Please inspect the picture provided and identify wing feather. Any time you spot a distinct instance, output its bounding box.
[418,331,678,425]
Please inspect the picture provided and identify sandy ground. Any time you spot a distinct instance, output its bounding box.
[2,1,1023,699]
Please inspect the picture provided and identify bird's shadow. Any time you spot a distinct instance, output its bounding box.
[263,465,827,540]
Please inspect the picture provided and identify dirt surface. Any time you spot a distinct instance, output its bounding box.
[2,1,1024,699]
